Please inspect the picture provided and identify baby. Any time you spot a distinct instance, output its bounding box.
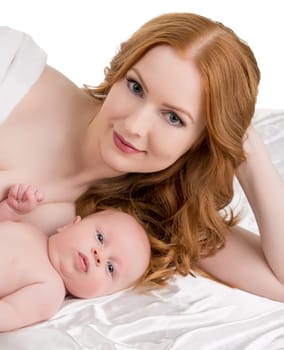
[0,184,151,332]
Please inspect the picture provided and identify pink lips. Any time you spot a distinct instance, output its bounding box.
[113,131,143,154]
[78,252,89,273]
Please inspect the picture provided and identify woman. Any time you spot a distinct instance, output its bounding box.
[0,13,283,301]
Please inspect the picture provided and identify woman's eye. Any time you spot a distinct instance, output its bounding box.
[165,111,184,127]
[126,78,143,96]
[107,261,114,276]
[96,231,104,244]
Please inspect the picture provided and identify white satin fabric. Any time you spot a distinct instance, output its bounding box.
[1,274,284,349]
[1,115,284,348]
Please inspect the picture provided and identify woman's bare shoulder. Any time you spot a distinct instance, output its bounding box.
[6,64,83,124]
[26,65,80,103]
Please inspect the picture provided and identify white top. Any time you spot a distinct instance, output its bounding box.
[0,27,47,123]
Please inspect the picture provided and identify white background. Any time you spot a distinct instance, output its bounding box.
[1,0,283,109]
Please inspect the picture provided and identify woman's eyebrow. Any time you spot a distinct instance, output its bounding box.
[163,102,194,123]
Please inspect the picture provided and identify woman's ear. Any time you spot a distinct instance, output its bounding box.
[56,216,82,232]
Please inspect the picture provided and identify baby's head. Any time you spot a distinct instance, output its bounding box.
[48,209,151,298]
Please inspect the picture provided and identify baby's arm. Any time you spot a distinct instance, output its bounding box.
[0,184,44,221]
[0,281,65,332]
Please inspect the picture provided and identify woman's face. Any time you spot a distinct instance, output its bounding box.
[94,45,205,174]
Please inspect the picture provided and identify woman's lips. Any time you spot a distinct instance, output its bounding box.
[113,131,143,154]
[77,252,89,273]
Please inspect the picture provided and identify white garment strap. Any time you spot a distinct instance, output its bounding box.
[0,27,47,123]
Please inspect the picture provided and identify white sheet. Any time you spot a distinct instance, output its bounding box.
[1,109,284,349]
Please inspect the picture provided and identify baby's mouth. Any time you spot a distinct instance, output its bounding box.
[78,252,89,273]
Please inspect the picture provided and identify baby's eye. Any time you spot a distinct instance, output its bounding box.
[126,78,144,97]
[164,111,184,127]
[96,231,104,245]
[107,261,114,276]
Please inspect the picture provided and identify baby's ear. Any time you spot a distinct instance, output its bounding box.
[56,216,82,232]
[73,216,82,224]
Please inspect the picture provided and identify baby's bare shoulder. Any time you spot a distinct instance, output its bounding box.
[0,220,45,241]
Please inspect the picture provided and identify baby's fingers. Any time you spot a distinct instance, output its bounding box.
[7,184,44,214]
[7,183,26,201]
[34,188,44,203]
[22,186,44,207]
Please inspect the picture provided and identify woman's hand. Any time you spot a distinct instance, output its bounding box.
[240,124,266,158]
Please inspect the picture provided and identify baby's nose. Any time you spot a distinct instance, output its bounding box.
[93,249,102,266]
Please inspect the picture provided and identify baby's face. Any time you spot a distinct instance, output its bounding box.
[48,210,150,298]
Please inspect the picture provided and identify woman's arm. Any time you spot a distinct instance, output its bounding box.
[237,126,284,283]
[199,126,284,302]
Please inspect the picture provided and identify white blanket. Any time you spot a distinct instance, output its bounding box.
[1,109,284,349]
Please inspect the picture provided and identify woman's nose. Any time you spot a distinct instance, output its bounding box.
[124,107,154,136]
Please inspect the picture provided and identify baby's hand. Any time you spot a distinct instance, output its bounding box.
[6,184,44,215]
